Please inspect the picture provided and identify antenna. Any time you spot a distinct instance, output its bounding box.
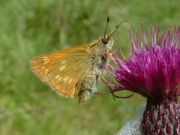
[104,17,110,38]
[109,20,129,37]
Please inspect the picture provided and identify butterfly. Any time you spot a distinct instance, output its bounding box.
[30,17,122,103]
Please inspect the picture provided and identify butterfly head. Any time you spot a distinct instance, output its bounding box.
[100,34,114,50]
[98,17,127,50]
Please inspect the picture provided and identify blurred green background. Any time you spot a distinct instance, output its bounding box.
[0,0,179,135]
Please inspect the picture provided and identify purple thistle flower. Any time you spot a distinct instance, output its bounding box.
[107,25,180,135]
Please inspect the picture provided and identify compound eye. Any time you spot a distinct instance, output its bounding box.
[101,38,109,45]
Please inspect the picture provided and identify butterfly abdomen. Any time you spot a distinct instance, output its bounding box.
[79,72,99,104]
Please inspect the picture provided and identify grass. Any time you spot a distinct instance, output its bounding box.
[0,0,179,135]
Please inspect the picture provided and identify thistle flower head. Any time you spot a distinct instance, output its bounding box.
[107,25,180,135]
[110,25,180,102]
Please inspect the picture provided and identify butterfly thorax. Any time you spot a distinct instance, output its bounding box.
[89,38,113,74]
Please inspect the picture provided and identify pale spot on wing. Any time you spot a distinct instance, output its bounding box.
[42,56,49,60]
[43,60,49,65]
[45,69,49,74]
[55,75,62,82]
[55,75,60,79]
[68,78,73,84]
[63,76,69,82]
[58,77,62,81]
[42,57,50,65]
[59,65,66,71]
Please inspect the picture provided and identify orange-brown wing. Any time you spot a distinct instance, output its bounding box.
[30,45,92,97]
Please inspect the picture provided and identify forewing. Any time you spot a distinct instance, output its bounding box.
[30,45,92,97]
